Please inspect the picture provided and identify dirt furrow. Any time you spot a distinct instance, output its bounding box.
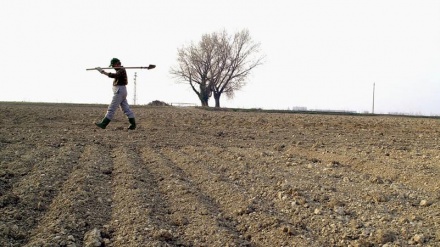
[109,145,174,246]
[0,144,82,246]
[23,144,113,246]
[159,145,313,246]
[141,146,251,246]
[0,144,52,201]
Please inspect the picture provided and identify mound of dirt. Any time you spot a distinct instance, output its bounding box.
[147,100,170,106]
[0,102,439,246]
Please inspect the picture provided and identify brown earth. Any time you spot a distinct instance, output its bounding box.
[1,102,439,247]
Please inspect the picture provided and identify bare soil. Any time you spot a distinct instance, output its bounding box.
[1,102,439,246]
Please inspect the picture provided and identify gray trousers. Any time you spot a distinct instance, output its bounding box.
[105,86,135,120]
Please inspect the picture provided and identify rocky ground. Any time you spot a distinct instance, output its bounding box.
[0,102,439,246]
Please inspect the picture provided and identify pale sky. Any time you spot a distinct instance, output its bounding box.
[1,0,440,115]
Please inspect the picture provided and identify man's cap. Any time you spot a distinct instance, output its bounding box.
[110,58,120,66]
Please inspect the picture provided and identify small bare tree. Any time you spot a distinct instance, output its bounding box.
[170,29,264,107]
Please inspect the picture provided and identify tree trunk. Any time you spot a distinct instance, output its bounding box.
[214,92,221,108]
[199,83,210,107]
[200,98,209,107]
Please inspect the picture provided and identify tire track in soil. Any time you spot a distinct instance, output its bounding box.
[140,146,251,246]
[24,144,114,246]
[109,145,173,246]
[0,144,82,246]
[158,146,312,246]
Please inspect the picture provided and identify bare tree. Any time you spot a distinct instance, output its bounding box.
[170,35,216,107]
[210,29,264,107]
[170,29,264,107]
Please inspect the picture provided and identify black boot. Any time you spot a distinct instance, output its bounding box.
[128,118,136,130]
[95,117,111,129]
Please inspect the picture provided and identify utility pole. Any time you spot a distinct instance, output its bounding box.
[133,72,137,105]
[372,82,375,114]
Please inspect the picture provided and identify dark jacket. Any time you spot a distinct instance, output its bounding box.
[108,67,128,86]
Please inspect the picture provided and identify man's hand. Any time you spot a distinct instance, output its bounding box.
[96,67,105,74]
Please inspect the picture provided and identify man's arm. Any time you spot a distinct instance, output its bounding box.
[96,67,110,76]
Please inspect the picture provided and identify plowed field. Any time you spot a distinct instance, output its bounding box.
[1,102,439,246]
